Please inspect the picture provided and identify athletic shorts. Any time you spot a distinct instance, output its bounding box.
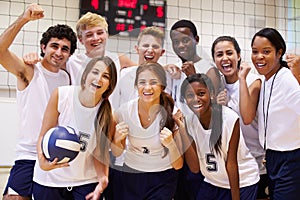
[3,159,35,198]
[266,148,300,200]
[33,181,101,200]
[197,181,258,200]
[174,161,204,200]
[102,165,124,200]
[121,164,178,200]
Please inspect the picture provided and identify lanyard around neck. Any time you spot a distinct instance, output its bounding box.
[262,67,281,150]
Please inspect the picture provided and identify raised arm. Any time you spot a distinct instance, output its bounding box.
[160,127,183,170]
[0,3,44,89]
[111,121,128,157]
[173,110,200,173]
[286,54,300,84]
[239,62,261,124]
[206,67,223,97]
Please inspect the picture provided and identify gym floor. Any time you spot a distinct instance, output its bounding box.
[0,167,10,195]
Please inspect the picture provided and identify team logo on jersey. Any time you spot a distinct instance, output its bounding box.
[142,147,150,154]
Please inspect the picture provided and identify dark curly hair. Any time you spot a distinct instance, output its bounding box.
[39,24,77,57]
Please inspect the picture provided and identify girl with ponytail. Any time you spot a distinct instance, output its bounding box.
[175,73,259,200]
[112,61,183,200]
[35,56,117,200]
[239,27,300,199]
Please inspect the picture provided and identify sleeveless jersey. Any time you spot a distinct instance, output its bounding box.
[15,63,69,160]
[186,106,259,188]
[115,98,173,172]
[33,85,102,187]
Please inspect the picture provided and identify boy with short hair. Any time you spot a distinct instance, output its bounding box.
[0,3,77,199]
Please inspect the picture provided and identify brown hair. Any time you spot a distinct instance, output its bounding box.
[135,62,175,130]
[81,56,117,164]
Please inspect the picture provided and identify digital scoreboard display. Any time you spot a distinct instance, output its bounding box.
[80,0,166,37]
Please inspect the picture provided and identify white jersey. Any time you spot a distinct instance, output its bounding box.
[225,73,266,174]
[115,66,138,108]
[115,98,173,172]
[66,52,90,85]
[112,65,173,166]
[186,106,259,189]
[34,86,102,187]
[15,63,69,160]
[66,51,121,110]
[258,67,300,151]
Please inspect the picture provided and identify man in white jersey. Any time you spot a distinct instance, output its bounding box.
[24,12,136,109]
[114,26,168,108]
[0,3,77,200]
[168,19,223,111]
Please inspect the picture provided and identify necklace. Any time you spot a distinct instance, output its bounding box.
[139,101,159,123]
[262,67,281,150]
[139,101,152,122]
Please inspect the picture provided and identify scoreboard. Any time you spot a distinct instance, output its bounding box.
[80,0,166,37]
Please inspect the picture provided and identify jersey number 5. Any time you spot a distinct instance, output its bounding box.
[78,132,90,152]
[206,153,217,172]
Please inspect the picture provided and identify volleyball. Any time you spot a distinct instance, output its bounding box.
[42,126,81,164]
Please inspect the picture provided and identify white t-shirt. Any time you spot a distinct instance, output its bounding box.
[114,66,138,109]
[258,67,300,151]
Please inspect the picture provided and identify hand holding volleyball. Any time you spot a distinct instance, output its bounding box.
[41,125,81,166]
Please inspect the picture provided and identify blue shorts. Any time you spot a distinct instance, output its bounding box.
[197,181,258,200]
[3,160,35,197]
[121,164,178,200]
[33,181,102,200]
[102,165,124,200]
[174,161,204,200]
[266,148,300,200]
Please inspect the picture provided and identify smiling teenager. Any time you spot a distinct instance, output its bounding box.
[239,27,300,200]
[175,73,259,200]
[111,62,183,200]
[212,36,268,199]
[33,57,117,200]
[0,4,77,200]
